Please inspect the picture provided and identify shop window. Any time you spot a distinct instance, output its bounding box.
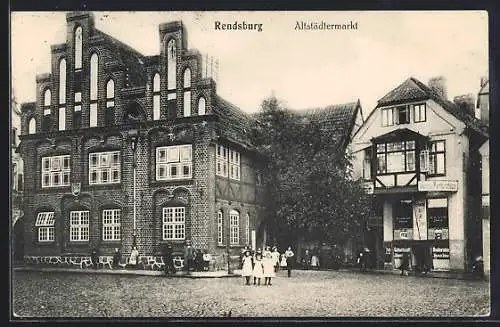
[393,199,413,240]
[427,198,448,240]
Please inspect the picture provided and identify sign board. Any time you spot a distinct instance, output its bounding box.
[418,180,458,192]
[413,199,427,240]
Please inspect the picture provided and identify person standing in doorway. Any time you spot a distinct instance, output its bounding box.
[285,246,295,277]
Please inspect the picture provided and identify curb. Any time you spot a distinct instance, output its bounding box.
[13,267,242,278]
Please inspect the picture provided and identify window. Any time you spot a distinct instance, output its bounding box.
[89,151,121,185]
[183,68,191,117]
[217,210,223,245]
[44,89,51,108]
[90,53,98,101]
[381,108,394,126]
[229,210,239,245]
[35,212,55,242]
[216,145,241,180]
[395,106,410,125]
[156,145,192,180]
[74,26,82,70]
[28,118,36,134]
[74,91,82,129]
[376,141,415,174]
[363,149,372,180]
[58,107,66,131]
[42,155,70,188]
[162,207,185,240]
[393,199,412,240]
[198,97,206,115]
[70,210,89,241]
[245,213,250,246]
[414,103,426,123]
[105,79,115,125]
[102,209,121,241]
[59,58,66,104]
[153,73,160,120]
[429,141,446,175]
[167,39,176,90]
[427,198,448,240]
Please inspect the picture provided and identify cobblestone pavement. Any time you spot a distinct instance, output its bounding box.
[12,269,489,318]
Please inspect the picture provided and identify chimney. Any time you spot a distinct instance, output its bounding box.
[453,94,475,116]
[428,76,447,100]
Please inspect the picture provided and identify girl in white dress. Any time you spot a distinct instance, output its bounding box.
[241,250,253,285]
[252,252,264,285]
[263,252,276,285]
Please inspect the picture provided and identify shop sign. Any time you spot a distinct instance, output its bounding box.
[418,180,458,192]
[432,247,450,259]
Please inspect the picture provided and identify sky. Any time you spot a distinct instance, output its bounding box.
[11,11,488,118]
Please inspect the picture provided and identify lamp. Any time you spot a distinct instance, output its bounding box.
[128,128,140,247]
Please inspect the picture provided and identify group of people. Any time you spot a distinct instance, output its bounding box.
[240,245,295,286]
[301,249,320,269]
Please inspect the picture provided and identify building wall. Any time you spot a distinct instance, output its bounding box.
[351,96,477,272]
[19,12,263,265]
[479,141,489,277]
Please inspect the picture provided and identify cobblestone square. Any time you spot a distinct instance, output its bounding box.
[12,269,489,318]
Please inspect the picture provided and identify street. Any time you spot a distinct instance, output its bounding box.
[12,269,489,318]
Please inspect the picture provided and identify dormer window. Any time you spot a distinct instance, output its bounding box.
[414,103,426,123]
[395,105,410,125]
[381,108,394,126]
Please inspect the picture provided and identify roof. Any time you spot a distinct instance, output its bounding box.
[375,77,488,138]
[371,128,429,143]
[295,101,361,149]
[93,30,147,87]
[213,96,256,150]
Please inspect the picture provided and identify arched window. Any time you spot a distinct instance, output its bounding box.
[105,79,115,125]
[217,210,223,245]
[89,53,99,127]
[90,53,98,101]
[59,59,66,104]
[183,68,191,117]
[153,73,160,120]
[44,89,51,107]
[167,39,176,90]
[229,209,240,245]
[166,39,177,118]
[74,26,83,70]
[28,117,36,134]
[198,97,206,115]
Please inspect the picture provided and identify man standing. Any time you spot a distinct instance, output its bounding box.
[285,246,295,277]
[163,243,174,276]
[184,241,193,272]
[112,248,121,269]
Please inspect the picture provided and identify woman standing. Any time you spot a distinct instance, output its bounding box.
[284,246,295,277]
[129,246,139,269]
[241,250,253,285]
[252,252,264,285]
[263,252,276,285]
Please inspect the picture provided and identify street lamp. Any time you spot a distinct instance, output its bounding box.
[128,129,140,247]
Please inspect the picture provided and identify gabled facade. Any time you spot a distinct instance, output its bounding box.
[18,12,266,267]
[351,76,488,272]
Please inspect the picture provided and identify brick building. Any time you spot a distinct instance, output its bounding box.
[12,97,24,261]
[18,12,266,267]
[350,76,488,272]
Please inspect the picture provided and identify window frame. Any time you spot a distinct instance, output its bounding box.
[198,97,206,115]
[88,151,121,185]
[41,155,71,188]
[69,210,90,242]
[74,26,83,70]
[162,206,186,241]
[153,73,161,120]
[217,210,223,245]
[155,145,193,181]
[428,140,446,176]
[375,141,416,175]
[35,212,55,242]
[381,108,394,127]
[413,103,426,123]
[216,144,241,181]
[395,105,410,125]
[229,210,240,245]
[102,209,121,241]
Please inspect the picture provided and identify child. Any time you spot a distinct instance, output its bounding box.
[241,250,253,285]
[263,252,276,285]
[311,254,319,270]
[252,252,264,285]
